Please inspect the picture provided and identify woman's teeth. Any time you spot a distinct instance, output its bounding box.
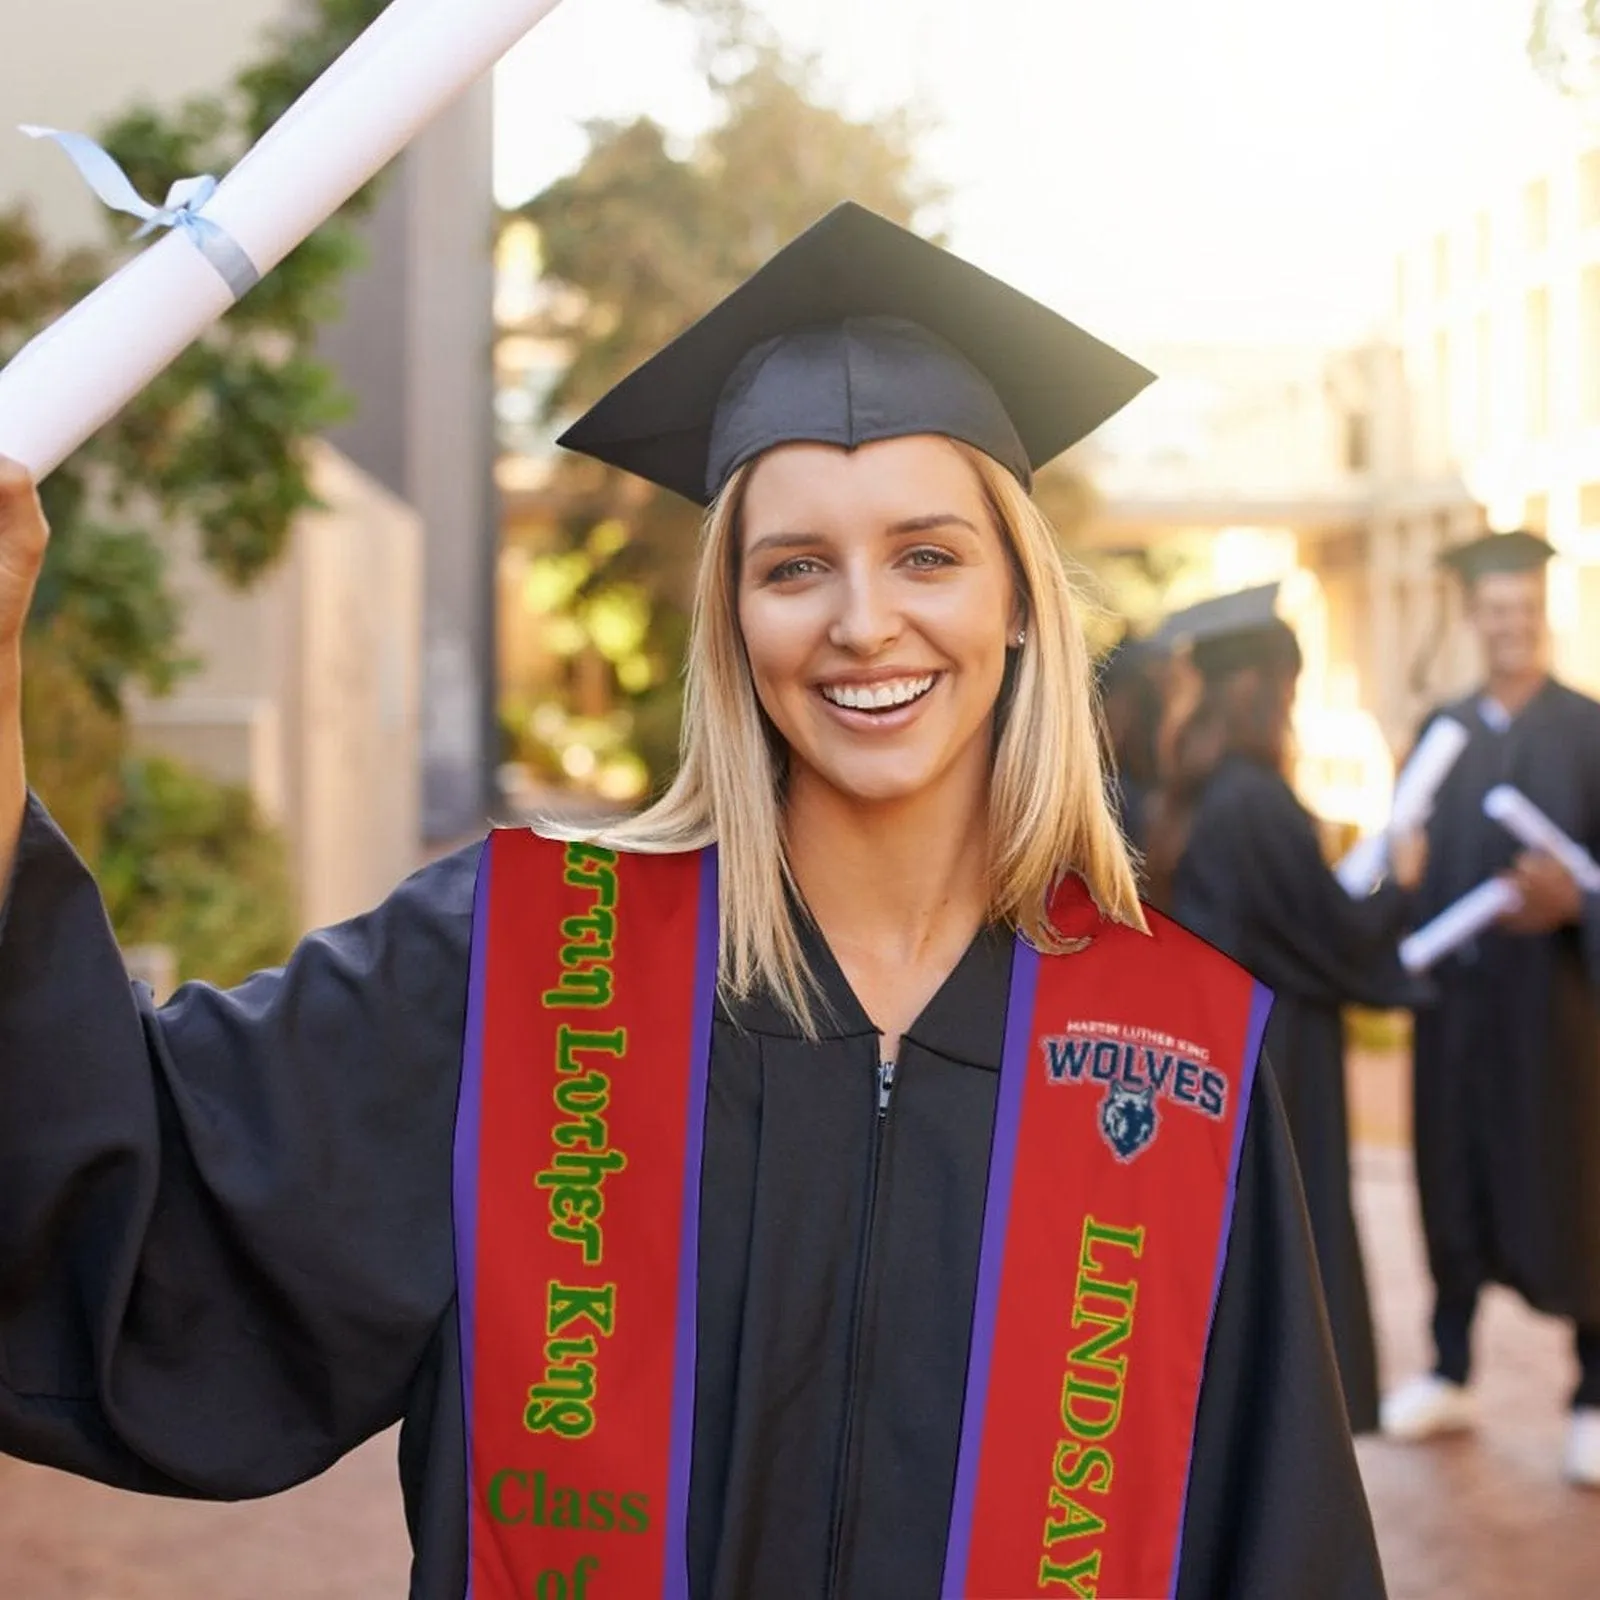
[819,674,937,711]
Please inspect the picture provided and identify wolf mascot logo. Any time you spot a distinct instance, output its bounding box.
[1044,1026,1227,1159]
[1098,1080,1159,1163]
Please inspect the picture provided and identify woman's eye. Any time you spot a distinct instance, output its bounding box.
[765,556,825,583]
[904,546,956,570]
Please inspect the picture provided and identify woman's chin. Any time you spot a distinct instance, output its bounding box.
[797,756,944,810]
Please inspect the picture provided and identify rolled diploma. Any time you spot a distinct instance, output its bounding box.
[228,0,447,175]
[1334,716,1471,897]
[0,0,567,480]
[1334,834,1390,898]
[1483,785,1600,893]
[1399,877,1524,973]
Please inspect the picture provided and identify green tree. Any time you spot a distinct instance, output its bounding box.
[97,756,299,988]
[1529,0,1600,94]
[2,0,392,973]
[504,1,939,793]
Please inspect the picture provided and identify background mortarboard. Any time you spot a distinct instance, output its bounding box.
[1152,583,1301,681]
[557,202,1156,506]
[1150,583,1283,650]
[1438,529,1556,583]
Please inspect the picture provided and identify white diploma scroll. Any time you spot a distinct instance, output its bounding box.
[0,0,567,480]
[1483,785,1600,893]
[1333,835,1391,899]
[1334,716,1470,898]
[1399,877,1524,974]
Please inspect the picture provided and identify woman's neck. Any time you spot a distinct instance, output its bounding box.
[783,760,992,969]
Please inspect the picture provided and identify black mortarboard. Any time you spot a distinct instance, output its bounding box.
[1151,583,1282,649]
[556,203,1155,506]
[1438,529,1556,583]
[1152,583,1301,680]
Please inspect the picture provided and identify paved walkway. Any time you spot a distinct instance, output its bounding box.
[2,1053,1596,1596]
[1353,1143,1600,1600]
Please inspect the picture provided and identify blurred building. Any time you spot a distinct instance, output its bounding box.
[1392,124,1600,706]
[1,0,499,921]
[130,444,423,933]
[1072,237,1600,837]
[1073,342,1418,834]
[318,81,500,847]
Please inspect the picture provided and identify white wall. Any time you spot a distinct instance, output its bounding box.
[131,442,423,931]
[0,0,290,241]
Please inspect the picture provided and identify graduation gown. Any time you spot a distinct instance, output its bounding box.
[1411,681,1600,1326]
[1173,754,1418,1437]
[0,794,1385,1598]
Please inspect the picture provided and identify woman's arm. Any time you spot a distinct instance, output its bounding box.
[1,456,485,1498]
[0,460,47,889]
[1,730,480,1498]
[1189,765,1421,1010]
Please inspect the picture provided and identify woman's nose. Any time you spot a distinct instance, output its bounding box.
[826,568,901,656]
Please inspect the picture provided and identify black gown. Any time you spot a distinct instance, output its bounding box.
[0,794,1385,1599]
[1172,754,1417,1438]
[1411,681,1600,1330]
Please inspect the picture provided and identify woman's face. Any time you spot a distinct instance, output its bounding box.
[737,435,1020,810]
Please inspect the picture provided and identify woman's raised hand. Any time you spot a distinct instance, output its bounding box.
[0,457,48,653]
[0,455,46,879]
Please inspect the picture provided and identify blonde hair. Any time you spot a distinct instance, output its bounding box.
[571,442,1147,1030]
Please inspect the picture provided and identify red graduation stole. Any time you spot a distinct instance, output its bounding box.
[455,832,1268,1600]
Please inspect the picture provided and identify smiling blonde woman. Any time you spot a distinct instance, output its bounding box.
[0,205,1384,1599]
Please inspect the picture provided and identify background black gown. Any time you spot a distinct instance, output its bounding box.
[1173,754,1418,1438]
[1411,682,1600,1332]
[0,795,1385,1599]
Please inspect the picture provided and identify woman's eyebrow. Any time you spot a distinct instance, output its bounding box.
[745,513,980,559]
[745,531,823,558]
[888,513,981,536]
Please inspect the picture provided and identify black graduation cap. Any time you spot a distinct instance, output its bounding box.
[1152,583,1301,679]
[556,202,1156,506]
[1150,583,1282,649]
[1438,529,1556,583]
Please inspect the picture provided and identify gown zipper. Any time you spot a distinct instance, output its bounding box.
[876,1057,896,1117]
[824,1054,898,1597]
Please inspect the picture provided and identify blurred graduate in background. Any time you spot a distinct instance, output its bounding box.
[1097,630,1163,854]
[1385,531,1600,1487]
[1143,585,1425,1437]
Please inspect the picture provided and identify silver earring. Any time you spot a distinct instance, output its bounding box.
[1011,627,1027,649]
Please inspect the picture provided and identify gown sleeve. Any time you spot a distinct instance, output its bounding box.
[1192,766,1418,1010]
[0,792,478,1499]
[1584,894,1600,992]
[1177,1057,1386,1600]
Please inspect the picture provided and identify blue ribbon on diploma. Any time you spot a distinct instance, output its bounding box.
[20,126,261,301]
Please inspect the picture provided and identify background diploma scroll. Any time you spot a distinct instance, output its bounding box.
[1334,716,1470,898]
[1483,786,1600,893]
[0,0,568,481]
[1399,877,1524,973]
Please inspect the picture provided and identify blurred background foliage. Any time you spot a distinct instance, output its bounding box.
[97,755,299,988]
[2,0,389,977]
[1530,0,1600,94]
